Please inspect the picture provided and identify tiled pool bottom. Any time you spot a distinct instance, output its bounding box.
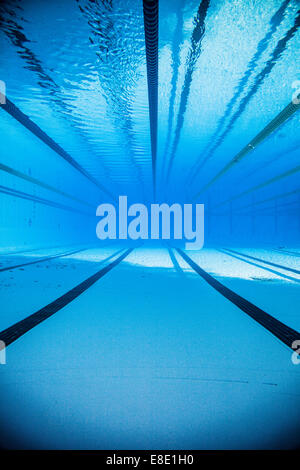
[0,246,299,449]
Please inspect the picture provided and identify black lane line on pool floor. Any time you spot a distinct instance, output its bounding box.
[0,248,133,346]
[0,243,71,257]
[0,246,91,273]
[223,248,300,276]
[0,242,98,257]
[218,249,299,283]
[176,248,300,351]
[272,247,300,258]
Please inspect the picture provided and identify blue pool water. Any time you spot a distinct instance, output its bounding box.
[0,0,299,449]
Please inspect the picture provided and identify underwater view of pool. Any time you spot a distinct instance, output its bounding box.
[0,0,299,450]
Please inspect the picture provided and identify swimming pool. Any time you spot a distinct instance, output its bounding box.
[0,0,299,450]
